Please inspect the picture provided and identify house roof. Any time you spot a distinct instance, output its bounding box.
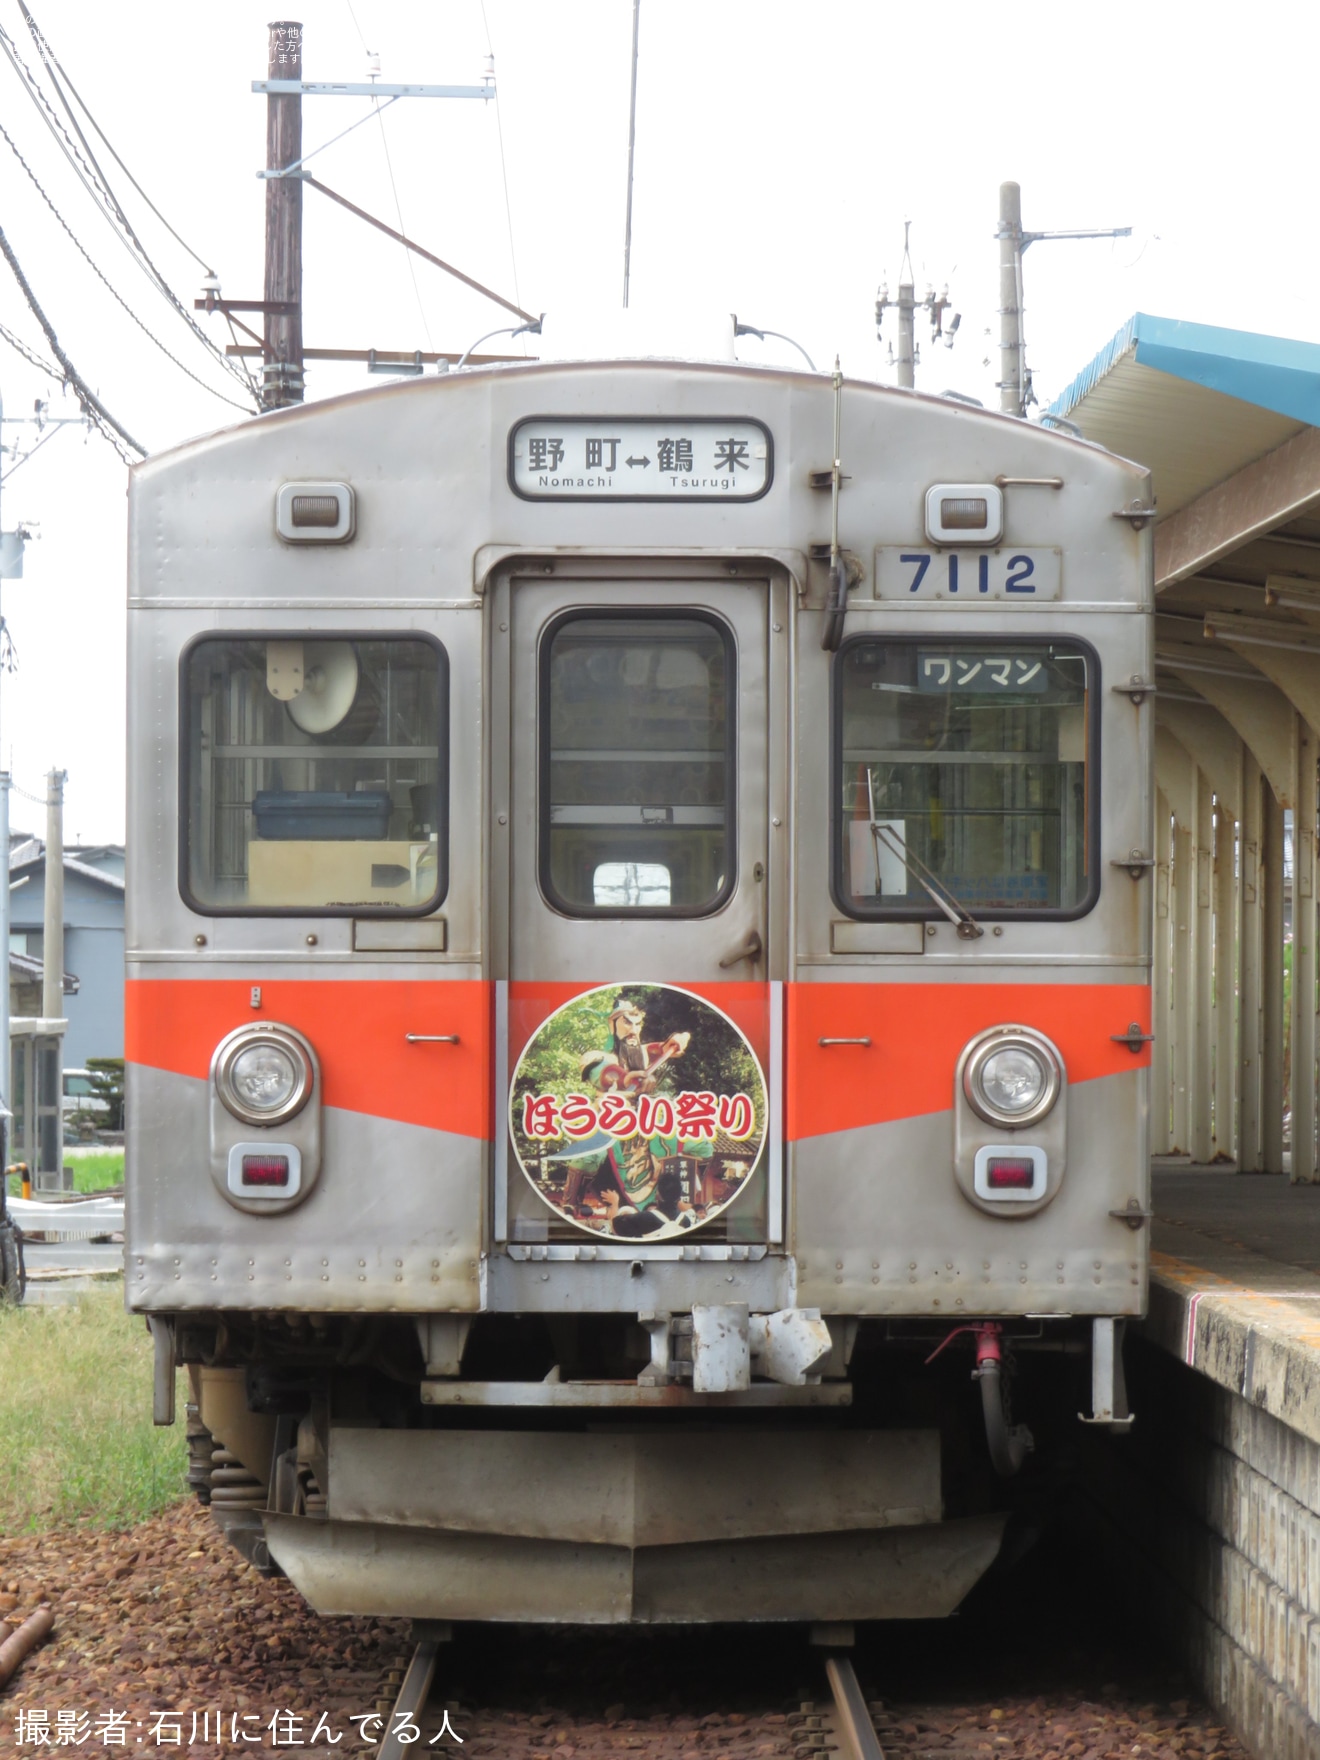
[8,949,78,994]
[9,841,124,894]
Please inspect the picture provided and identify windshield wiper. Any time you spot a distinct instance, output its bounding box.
[863,770,983,939]
[868,822,984,939]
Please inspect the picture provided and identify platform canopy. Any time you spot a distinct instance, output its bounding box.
[1049,310,1320,797]
[1051,312,1320,1180]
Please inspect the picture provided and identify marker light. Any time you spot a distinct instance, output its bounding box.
[962,1027,1062,1130]
[924,481,1005,545]
[940,497,988,529]
[972,1143,1048,1202]
[213,1024,314,1129]
[240,1154,290,1187]
[985,1156,1035,1189]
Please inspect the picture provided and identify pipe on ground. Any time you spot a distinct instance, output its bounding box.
[0,1605,54,1687]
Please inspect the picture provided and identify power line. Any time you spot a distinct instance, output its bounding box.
[0,119,255,413]
[16,5,255,398]
[0,223,144,460]
[23,11,215,276]
[0,14,255,399]
[0,319,58,379]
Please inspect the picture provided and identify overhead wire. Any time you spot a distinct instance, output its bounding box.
[0,11,256,400]
[343,1,435,352]
[0,118,255,413]
[0,222,144,461]
[0,318,57,379]
[16,3,257,399]
[18,8,214,276]
[478,1,525,330]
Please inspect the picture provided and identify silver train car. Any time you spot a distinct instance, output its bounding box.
[125,324,1154,1626]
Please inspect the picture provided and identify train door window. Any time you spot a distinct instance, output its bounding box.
[541,613,735,916]
[181,635,447,914]
[833,637,1097,920]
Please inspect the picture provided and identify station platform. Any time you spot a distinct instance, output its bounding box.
[1147,1160,1320,1447]
[1100,1162,1320,1755]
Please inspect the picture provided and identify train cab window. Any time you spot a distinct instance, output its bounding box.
[541,613,734,916]
[834,637,1096,919]
[181,635,447,914]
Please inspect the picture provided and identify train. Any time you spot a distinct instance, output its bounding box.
[125,314,1154,1626]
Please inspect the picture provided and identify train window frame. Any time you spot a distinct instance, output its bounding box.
[177,628,450,919]
[537,607,739,921]
[829,632,1101,924]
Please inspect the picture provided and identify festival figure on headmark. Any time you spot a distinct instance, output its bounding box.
[578,998,691,1096]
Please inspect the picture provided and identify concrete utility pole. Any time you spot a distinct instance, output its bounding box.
[264,20,304,408]
[998,182,1023,416]
[41,767,63,1024]
[895,280,915,390]
[876,221,958,392]
[996,180,1130,418]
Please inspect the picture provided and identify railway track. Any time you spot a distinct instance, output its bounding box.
[1,1503,1247,1758]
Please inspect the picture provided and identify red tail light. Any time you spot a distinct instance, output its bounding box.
[240,1154,290,1187]
[985,1156,1035,1190]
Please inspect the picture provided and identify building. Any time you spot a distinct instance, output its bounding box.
[8,837,124,1066]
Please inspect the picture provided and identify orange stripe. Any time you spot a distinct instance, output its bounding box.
[786,982,1150,1142]
[125,979,492,1140]
[126,977,1149,1148]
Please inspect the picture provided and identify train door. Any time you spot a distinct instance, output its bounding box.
[490,566,785,1249]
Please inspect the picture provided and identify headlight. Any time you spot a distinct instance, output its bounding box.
[963,1028,1061,1129]
[214,1025,314,1129]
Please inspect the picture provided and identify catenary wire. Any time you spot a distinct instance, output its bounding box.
[0,120,255,413]
[343,2,435,351]
[0,223,144,460]
[0,16,256,398]
[478,1,525,324]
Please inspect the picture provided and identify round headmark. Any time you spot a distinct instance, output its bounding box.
[508,983,767,1242]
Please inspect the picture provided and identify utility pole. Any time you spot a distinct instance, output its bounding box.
[264,21,304,408]
[201,29,506,396]
[998,182,1023,416]
[876,222,959,391]
[41,767,64,1025]
[997,180,1130,418]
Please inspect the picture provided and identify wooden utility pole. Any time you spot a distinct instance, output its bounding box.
[264,20,304,407]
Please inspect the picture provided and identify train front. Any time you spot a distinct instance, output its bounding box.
[125,323,1153,1624]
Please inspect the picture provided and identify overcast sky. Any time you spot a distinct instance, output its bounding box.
[0,0,1314,843]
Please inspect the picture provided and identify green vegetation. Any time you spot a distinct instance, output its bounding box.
[68,1150,125,1194]
[84,1058,126,1131]
[6,1149,124,1197]
[0,1283,186,1533]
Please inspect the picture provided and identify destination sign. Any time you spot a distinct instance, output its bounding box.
[875,546,1061,600]
[509,418,772,501]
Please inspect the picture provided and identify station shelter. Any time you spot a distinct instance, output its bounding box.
[1050,314,1320,1178]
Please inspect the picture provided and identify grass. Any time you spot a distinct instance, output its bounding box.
[6,1148,124,1197]
[0,1282,187,1533]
